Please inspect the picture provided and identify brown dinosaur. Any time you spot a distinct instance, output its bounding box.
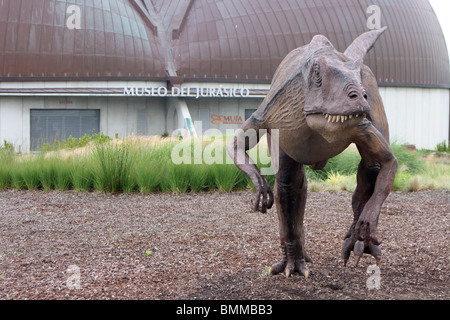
[227,27,398,278]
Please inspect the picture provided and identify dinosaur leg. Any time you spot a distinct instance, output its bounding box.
[342,124,397,266]
[269,150,310,278]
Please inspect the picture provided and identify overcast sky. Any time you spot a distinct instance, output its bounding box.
[429,0,450,62]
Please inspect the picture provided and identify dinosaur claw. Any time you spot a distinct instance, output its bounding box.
[296,260,310,279]
[269,261,285,276]
[301,268,310,279]
[353,241,365,267]
[284,267,293,278]
[369,243,382,266]
[354,240,365,255]
[355,256,361,267]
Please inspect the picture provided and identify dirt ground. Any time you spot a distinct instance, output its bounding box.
[0,189,448,300]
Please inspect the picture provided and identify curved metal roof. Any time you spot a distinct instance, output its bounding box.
[175,0,450,88]
[0,0,449,88]
[0,0,166,79]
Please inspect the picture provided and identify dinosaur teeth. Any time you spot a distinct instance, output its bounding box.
[323,113,364,123]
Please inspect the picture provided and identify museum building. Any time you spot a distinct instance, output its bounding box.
[0,0,449,152]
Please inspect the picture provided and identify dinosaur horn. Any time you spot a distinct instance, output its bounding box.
[344,27,387,62]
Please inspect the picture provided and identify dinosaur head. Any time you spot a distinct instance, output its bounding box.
[304,28,387,140]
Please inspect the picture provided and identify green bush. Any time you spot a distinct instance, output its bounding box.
[391,143,425,174]
[436,140,448,153]
[38,132,111,152]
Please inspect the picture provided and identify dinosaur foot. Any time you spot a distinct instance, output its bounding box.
[342,236,382,267]
[269,242,312,278]
[269,258,310,278]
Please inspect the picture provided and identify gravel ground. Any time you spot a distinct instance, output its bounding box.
[0,189,448,300]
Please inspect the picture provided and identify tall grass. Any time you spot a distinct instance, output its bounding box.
[92,141,136,193]
[187,164,211,192]
[212,163,247,192]
[0,136,447,194]
[71,158,95,191]
[134,155,163,194]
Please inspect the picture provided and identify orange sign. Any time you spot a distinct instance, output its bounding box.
[211,115,243,125]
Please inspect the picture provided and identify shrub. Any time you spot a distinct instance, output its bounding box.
[436,140,448,153]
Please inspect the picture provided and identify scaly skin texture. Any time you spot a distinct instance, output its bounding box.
[227,28,397,278]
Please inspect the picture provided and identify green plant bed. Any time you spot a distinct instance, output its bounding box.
[0,136,447,194]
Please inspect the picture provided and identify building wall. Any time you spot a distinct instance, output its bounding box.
[0,95,168,152]
[0,86,448,152]
[0,97,26,152]
[379,87,450,149]
[186,97,263,135]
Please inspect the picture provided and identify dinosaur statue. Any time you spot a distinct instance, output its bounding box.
[227,27,398,278]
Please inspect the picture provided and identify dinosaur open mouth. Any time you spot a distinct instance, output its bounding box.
[323,113,366,123]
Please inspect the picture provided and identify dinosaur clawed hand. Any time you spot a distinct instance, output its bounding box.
[250,175,274,213]
[342,219,382,267]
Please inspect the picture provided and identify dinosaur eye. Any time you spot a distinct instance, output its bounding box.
[313,64,322,86]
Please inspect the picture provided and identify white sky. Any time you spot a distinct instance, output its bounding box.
[429,0,450,63]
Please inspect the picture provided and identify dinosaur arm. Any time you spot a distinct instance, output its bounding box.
[227,117,274,213]
[353,121,398,244]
